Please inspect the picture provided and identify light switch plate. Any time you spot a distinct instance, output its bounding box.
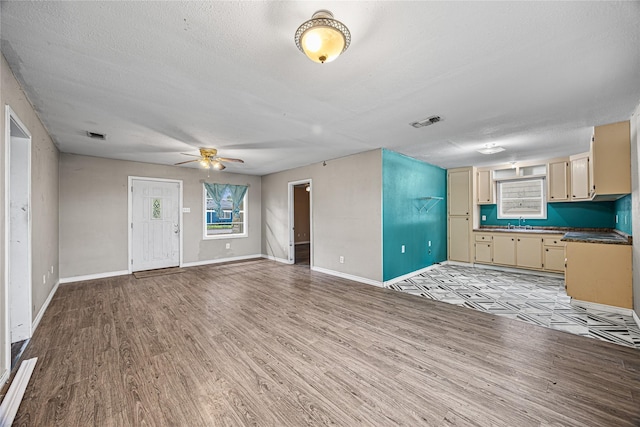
[182,207,191,213]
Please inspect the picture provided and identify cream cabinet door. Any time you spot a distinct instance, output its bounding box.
[543,246,565,272]
[516,236,543,269]
[476,170,493,204]
[570,154,590,200]
[448,169,471,216]
[475,242,492,264]
[448,216,470,262]
[547,160,569,202]
[493,234,516,266]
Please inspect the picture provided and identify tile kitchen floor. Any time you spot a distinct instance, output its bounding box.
[387,264,640,349]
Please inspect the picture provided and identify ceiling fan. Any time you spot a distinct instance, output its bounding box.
[174,148,244,171]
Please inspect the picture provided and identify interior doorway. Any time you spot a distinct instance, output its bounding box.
[4,106,33,374]
[288,180,312,267]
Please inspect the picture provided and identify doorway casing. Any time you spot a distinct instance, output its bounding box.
[288,179,313,266]
[3,106,33,381]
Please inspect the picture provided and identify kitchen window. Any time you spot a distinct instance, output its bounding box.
[497,178,547,219]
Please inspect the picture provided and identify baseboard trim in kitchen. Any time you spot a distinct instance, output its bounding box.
[570,299,634,317]
[471,262,564,279]
[383,263,442,287]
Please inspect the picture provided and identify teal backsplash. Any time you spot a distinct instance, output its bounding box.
[382,150,447,281]
[480,201,617,229]
[614,194,632,235]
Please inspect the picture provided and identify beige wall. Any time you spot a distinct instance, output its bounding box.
[293,186,310,243]
[261,149,382,282]
[631,102,640,318]
[59,154,261,279]
[0,54,60,375]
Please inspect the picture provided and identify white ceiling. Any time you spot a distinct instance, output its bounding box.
[1,1,639,175]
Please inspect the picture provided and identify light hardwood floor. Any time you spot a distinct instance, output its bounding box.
[9,259,640,425]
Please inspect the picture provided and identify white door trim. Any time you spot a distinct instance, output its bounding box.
[127,176,183,274]
[3,105,33,375]
[287,179,313,267]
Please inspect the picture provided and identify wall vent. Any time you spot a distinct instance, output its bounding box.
[410,115,442,128]
[86,131,106,140]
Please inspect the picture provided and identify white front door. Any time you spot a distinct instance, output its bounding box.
[131,179,181,272]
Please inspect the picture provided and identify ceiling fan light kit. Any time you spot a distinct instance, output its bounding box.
[174,147,243,171]
[294,10,351,63]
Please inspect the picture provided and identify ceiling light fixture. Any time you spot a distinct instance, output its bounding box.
[294,10,351,64]
[410,116,442,128]
[477,144,506,155]
[305,185,311,192]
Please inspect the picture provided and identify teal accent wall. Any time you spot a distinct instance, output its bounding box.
[614,194,632,235]
[382,149,447,281]
[479,201,615,228]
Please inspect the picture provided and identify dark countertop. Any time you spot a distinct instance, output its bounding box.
[474,226,632,245]
[561,231,632,245]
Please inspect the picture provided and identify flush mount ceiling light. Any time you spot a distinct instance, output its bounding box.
[477,143,506,155]
[294,10,351,63]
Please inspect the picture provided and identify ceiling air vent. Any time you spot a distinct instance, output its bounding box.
[410,115,441,128]
[86,131,106,140]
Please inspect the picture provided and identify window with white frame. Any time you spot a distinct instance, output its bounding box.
[497,178,547,219]
[203,185,247,238]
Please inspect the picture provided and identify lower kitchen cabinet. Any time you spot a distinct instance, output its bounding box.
[449,216,471,262]
[516,236,543,269]
[542,236,565,272]
[493,234,516,266]
[475,242,492,263]
[565,242,632,309]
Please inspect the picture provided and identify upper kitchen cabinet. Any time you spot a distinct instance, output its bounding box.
[547,159,570,202]
[448,168,471,216]
[476,169,493,205]
[569,152,590,200]
[590,120,630,200]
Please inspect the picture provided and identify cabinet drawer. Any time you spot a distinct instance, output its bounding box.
[543,237,565,247]
[475,234,492,242]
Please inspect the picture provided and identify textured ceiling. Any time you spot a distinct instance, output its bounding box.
[1,1,639,175]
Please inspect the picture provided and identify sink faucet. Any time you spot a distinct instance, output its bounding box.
[518,216,524,228]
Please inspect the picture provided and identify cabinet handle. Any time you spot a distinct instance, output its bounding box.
[546,249,549,252]
[551,196,554,199]
[517,239,520,241]
[511,238,514,241]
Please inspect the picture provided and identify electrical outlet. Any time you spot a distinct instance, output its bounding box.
[428,241,431,247]
[482,215,486,221]
[42,275,46,284]
[225,243,231,249]
[339,256,344,264]
[401,245,405,253]
[615,215,619,223]
[51,265,54,273]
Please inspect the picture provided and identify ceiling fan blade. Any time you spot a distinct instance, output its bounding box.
[174,159,199,165]
[180,153,201,157]
[216,157,244,163]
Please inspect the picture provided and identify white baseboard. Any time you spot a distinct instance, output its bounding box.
[311,266,383,288]
[570,299,634,317]
[0,357,37,426]
[443,260,473,267]
[59,270,129,284]
[261,254,293,265]
[182,254,263,267]
[471,263,564,278]
[32,280,59,332]
[633,311,640,330]
[383,263,443,287]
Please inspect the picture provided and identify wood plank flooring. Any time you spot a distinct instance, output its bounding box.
[11,259,640,426]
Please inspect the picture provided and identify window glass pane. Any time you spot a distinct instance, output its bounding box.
[497,178,546,219]
[204,185,247,237]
